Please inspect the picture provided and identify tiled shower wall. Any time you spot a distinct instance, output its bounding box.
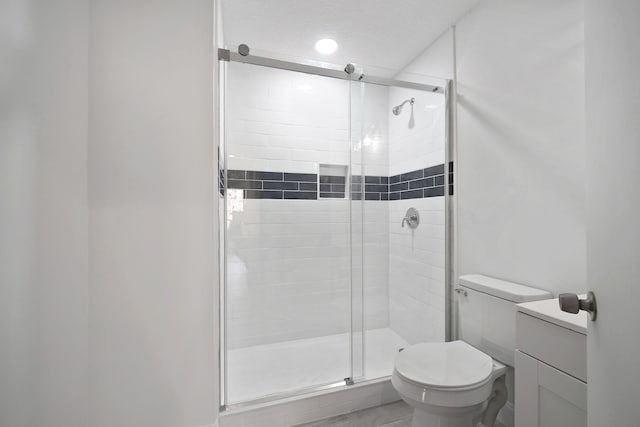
[225,63,390,348]
[387,86,447,344]
[225,62,447,349]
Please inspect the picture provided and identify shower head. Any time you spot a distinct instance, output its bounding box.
[392,97,415,115]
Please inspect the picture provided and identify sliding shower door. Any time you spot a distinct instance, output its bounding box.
[349,77,449,381]
[222,61,353,404]
[219,51,451,406]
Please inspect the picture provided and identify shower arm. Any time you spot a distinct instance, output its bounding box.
[398,98,415,109]
[392,97,416,115]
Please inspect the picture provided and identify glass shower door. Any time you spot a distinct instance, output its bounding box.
[349,76,449,382]
[222,61,353,404]
[220,52,450,405]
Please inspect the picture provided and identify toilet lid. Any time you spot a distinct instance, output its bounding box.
[394,341,493,389]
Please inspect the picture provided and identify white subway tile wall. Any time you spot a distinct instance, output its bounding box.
[388,198,446,344]
[227,62,349,174]
[387,86,447,344]
[225,63,390,349]
[225,62,446,356]
[388,87,446,176]
[227,199,351,348]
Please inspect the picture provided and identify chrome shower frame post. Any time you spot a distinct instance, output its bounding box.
[347,66,354,386]
[444,78,455,343]
[218,56,229,409]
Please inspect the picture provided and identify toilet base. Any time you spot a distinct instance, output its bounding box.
[411,407,483,427]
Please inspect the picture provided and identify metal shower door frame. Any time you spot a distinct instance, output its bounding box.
[217,47,454,411]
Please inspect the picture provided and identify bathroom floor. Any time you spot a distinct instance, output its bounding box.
[296,401,412,427]
[296,401,508,427]
[227,328,407,403]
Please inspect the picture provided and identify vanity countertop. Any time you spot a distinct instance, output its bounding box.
[517,295,588,335]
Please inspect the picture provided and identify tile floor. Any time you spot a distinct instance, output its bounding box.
[226,328,407,403]
[296,401,509,427]
[296,401,412,427]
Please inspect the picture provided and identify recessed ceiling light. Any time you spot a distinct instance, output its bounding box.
[315,38,338,55]
[297,84,312,91]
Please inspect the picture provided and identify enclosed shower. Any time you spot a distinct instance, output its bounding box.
[218,47,452,406]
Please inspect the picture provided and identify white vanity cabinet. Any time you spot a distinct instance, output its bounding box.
[515,298,588,427]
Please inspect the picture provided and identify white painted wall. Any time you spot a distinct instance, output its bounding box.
[395,29,455,84]
[88,1,218,426]
[0,1,89,426]
[585,1,640,425]
[448,1,585,425]
[3,1,219,425]
[455,0,587,296]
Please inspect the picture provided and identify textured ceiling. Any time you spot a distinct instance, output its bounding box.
[221,0,481,76]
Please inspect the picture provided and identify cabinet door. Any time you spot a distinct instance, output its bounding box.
[515,350,587,427]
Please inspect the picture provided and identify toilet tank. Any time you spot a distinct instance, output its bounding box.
[457,274,552,367]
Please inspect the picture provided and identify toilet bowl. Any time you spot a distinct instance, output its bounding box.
[392,341,507,427]
[392,274,553,427]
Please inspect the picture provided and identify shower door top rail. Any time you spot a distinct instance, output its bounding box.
[218,48,445,94]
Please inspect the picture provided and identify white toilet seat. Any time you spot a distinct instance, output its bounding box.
[392,341,506,409]
[395,341,494,390]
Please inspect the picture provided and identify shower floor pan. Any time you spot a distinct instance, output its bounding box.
[226,327,407,404]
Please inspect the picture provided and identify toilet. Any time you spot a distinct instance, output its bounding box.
[392,274,552,427]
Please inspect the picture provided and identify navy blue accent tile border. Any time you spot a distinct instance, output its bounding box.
[425,187,445,197]
[247,171,283,181]
[365,184,387,193]
[284,172,317,182]
[227,169,318,200]
[448,161,455,195]
[319,175,346,184]
[224,164,452,201]
[319,175,347,198]
[263,181,298,190]
[285,191,317,200]
[352,175,388,200]
[400,170,423,182]
[401,189,423,200]
[219,169,226,197]
[387,163,449,200]
[390,182,407,192]
[227,170,246,180]
[320,192,346,198]
[228,179,262,190]
[365,176,380,184]
[244,190,282,199]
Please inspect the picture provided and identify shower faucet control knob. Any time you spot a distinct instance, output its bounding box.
[402,208,420,229]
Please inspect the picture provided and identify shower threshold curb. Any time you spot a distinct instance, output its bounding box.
[219,377,400,427]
